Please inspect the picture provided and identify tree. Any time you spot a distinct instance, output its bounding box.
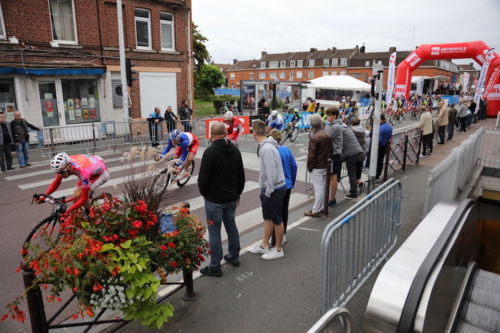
[195,64,224,98]
[192,22,210,74]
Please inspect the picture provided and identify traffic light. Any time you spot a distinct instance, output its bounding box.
[126,58,136,87]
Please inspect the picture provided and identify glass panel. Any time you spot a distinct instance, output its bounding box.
[49,0,76,41]
[0,79,17,122]
[61,79,101,124]
[135,8,149,18]
[160,12,172,21]
[136,20,149,47]
[161,23,173,49]
[38,81,60,127]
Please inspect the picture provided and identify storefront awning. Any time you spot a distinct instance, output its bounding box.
[0,67,106,75]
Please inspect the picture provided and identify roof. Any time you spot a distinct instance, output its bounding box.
[228,60,258,71]
[306,75,371,91]
[213,63,232,73]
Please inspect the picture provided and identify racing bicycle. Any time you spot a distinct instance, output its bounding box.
[153,153,196,190]
[220,101,240,116]
[281,120,300,143]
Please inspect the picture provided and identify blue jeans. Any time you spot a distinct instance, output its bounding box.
[16,142,30,166]
[467,114,472,126]
[205,199,240,270]
[447,123,454,140]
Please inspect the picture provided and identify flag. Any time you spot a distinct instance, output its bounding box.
[473,48,495,112]
[386,52,397,105]
[463,72,470,93]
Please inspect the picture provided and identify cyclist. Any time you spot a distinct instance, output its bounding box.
[223,111,243,144]
[283,107,302,137]
[267,110,284,131]
[36,153,110,214]
[157,129,199,177]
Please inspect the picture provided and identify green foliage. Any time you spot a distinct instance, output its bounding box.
[211,95,240,111]
[194,99,216,116]
[195,64,224,99]
[192,22,210,73]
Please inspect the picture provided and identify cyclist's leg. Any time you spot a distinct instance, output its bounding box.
[183,140,199,170]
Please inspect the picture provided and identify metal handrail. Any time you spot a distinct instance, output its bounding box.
[306,307,352,333]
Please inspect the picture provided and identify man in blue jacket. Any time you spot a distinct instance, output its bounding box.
[376,114,393,182]
[147,107,164,147]
[269,129,297,247]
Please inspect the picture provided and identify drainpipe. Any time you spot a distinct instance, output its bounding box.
[186,7,193,113]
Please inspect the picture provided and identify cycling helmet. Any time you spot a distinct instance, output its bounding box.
[270,110,278,118]
[51,152,70,172]
[224,111,234,120]
[170,129,182,141]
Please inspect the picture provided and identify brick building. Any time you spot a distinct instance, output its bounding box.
[457,63,480,94]
[212,61,232,87]
[0,0,192,128]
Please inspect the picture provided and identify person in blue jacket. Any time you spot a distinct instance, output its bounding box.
[376,114,393,182]
[269,129,297,247]
[147,107,164,147]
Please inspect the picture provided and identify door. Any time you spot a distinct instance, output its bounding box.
[38,81,61,127]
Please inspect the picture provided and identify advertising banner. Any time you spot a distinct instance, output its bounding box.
[416,77,424,95]
[484,67,500,100]
[463,72,470,93]
[242,85,255,109]
[474,48,495,112]
[385,52,397,105]
[292,85,301,109]
[204,116,251,138]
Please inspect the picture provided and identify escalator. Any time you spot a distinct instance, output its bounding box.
[363,196,500,333]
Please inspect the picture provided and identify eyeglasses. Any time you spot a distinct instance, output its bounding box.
[56,169,68,175]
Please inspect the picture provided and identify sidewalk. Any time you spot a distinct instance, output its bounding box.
[108,119,495,333]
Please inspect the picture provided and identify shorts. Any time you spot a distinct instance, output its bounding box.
[260,185,286,225]
[269,122,283,131]
[174,138,200,159]
[330,154,342,181]
[76,169,110,191]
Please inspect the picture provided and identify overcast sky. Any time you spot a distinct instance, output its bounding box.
[192,0,500,69]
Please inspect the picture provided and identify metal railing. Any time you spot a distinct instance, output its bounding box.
[39,123,101,157]
[320,180,402,314]
[479,127,500,168]
[423,128,483,216]
[306,307,353,333]
[382,129,422,181]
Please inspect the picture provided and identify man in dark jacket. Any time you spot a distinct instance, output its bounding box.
[147,107,164,147]
[163,106,178,133]
[376,114,393,182]
[11,111,41,168]
[447,103,458,141]
[178,100,193,132]
[198,122,245,277]
[0,113,16,172]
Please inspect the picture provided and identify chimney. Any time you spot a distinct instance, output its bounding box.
[261,51,268,57]
[332,47,337,53]
[233,59,238,64]
[360,45,365,53]
[389,47,396,53]
[310,48,317,53]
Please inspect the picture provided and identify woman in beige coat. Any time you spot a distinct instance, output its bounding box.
[417,106,433,157]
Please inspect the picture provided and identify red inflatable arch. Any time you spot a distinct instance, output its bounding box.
[395,41,500,117]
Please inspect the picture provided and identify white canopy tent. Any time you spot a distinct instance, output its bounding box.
[307,75,371,91]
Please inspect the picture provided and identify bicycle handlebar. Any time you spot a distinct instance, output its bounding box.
[32,193,72,213]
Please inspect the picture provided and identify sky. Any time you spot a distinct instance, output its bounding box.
[192,0,500,69]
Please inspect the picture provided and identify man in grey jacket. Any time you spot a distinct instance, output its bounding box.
[325,107,343,207]
[249,120,286,260]
[0,113,16,172]
[457,99,468,133]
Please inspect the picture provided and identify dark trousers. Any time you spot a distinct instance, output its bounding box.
[376,144,388,179]
[356,161,363,180]
[0,144,13,171]
[459,116,467,132]
[182,120,192,133]
[447,123,454,140]
[271,188,291,247]
[422,133,433,156]
[438,125,445,144]
[345,154,361,196]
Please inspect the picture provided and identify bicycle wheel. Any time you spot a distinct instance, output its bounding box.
[220,107,226,115]
[281,128,289,143]
[177,160,195,188]
[24,216,61,259]
[290,127,299,142]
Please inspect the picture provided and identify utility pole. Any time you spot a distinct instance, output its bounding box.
[117,0,129,121]
[368,63,384,192]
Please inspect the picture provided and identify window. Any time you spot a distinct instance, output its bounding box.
[0,79,17,122]
[259,72,266,79]
[249,73,254,79]
[332,58,338,66]
[270,72,277,79]
[364,73,369,82]
[297,60,303,67]
[269,61,278,68]
[230,73,235,80]
[349,73,362,78]
[340,58,347,66]
[365,61,370,67]
[135,8,151,49]
[160,12,175,51]
[49,0,77,44]
[308,71,314,79]
[378,60,382,65]
[290,71,295,79]
[331,71,337,75]
[340,70,346,75]
[322,71,328,76]
[290,60,296,67]
[279,72,285,79]
[280,61,286,67]
[296,71,302,79]
[260,62,266,68]
[309,59,315,67]
[323,59,329,66]
[62,79,101,124]
[0,3,6,39]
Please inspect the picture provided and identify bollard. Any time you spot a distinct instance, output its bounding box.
[322,159,331,220]
[181,270,199,301]
[23,269,48,333]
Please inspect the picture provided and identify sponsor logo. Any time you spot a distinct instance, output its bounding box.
[431,47,440,55]
[406,53,421,67]
[82,179,89,187]
[440,46,467,54]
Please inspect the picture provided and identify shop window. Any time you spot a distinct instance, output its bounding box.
[62,79,101,124]
[160,12,175,51]
[0,79,17,122]
[49,0,77,44]
[135,8,151,49]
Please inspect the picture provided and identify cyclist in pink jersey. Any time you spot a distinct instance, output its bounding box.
[36,153,110,213]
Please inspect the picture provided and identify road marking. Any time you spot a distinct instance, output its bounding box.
[296,227,320,232]
[296,155,308,160]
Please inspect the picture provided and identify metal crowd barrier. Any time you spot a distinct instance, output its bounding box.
[306,307,353,333]
[320,179,402,314]
[39,123,101,158]
[479,127,500,168]
[423,128,483,215]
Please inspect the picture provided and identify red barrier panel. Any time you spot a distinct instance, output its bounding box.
[204,116,251,138]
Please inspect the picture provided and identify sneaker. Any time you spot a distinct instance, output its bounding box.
[200,266,223,277]
[358,182,365,193]
[282,234,287,245]
[304,210,321,218]
[419,154,426,158]
[261,248,284,260]
[7,167,15,170]
[223,254,240,267]
[328,199,337,208]
[249,245,269,254]
[375,178,380,183]
[344,194,357,200]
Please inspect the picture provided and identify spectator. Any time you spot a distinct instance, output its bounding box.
[11,111,41,168]
[341,120,364,199]
[324,107,343,208]
[376,114,393,182]
[305,114,332,217]
[467,101,475,128]
[0,113,16,172]
[258,97,266,110]
[350,118,367,194]
[479,97,488,120]
[178,99,193,132]
[315,102,321,112]
[307,99,317,113]
[435,101,449,145]
[447,103,457,141]
[268,129,297,247]
[198,122,245,276]
[164,106,178,133]
[147,107,164,147]
[457,99,468,133]
[417,106,433,157]
[249,120,286,260]
[258,101,270,120]
[364,123,372,170]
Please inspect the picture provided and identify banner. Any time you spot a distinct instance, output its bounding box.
[463,72,470,93]
[204,116,251,138]
[473,48,495,112]
[484,67,500,99]
[416,77,424,95]
[292,85,301,109]
[385,52,397,105]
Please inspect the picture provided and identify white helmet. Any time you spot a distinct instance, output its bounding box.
[224,111,234,120]
[341,99,346,103]
[51,152,70,172]
[270,110,278,117]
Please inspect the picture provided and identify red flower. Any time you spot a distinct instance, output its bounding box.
[160,245,167,251]
[168,242,176,248]
[70,314,79,320]
[15,267,20,273]
[1,314,8,322]
[170,261,178,268]
[131,220,143,229]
